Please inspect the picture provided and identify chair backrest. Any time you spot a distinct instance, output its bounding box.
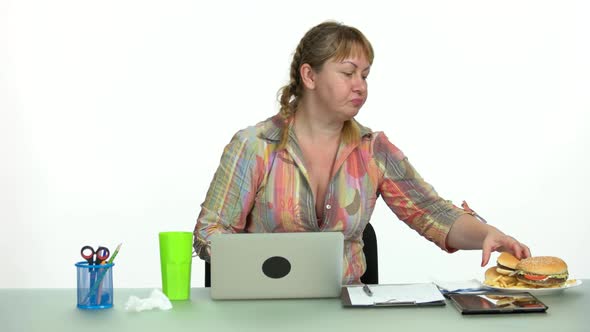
[360,222,379,285]
[204,223,378,287]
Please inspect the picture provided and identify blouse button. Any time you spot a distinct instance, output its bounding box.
[326,204,332,210]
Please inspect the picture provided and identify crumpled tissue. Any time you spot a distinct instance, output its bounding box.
[125,289,173,312]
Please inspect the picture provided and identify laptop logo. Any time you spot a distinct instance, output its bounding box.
[262,256,291,279]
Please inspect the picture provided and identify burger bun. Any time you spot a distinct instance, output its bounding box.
[516,256,568,275]
[485,266,502,282]
[496,252,520,275]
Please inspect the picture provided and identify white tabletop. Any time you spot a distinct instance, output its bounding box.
[0,282,587,332]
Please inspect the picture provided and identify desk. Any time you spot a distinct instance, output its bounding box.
[1,282,587,332]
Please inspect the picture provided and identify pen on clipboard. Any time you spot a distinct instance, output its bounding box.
[461,201,488,224]
[362,284,373,297]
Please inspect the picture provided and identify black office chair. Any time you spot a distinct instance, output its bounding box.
[360,222,378,285]
[204,223,378,287]
[205,258,211,288]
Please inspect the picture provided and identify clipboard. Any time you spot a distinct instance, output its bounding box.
[341,283,446,307]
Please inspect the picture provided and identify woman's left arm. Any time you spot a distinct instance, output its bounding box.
[446,214,531,266]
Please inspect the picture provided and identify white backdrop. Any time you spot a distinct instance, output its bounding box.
[1,0,589,288]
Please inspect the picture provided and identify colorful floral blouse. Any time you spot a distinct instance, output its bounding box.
[194,115,465,284]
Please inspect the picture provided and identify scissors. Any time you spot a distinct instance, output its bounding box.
[80,245,110,265]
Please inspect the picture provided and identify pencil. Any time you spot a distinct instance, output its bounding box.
[107,243,122,264]
[84,243,122,305]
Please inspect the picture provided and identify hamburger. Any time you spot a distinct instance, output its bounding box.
[514,256,569,287]
[483,265,518,288]
[484,266,502,283]
[496,252,520,275]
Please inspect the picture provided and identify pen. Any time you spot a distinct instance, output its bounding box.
[96,243,122,304]
[362,284,373,297]
[107,243,122,264]
[461,201,488,224]
[84,243,122,304]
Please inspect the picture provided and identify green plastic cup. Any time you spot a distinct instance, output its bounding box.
[159,231,193,300]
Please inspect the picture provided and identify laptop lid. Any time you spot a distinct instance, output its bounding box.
[210,232,344,300]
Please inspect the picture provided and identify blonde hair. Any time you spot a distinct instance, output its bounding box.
[277,21,374,149]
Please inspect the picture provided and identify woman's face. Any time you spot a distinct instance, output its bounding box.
[310,53,371,121]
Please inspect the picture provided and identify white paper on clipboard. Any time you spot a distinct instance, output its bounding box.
[342,283,445,307]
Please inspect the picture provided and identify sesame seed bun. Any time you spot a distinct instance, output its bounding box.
[516,256,568,276]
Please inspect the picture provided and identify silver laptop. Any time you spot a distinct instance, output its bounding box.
[210,232,344,300]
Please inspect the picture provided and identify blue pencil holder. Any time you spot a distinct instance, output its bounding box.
[75,261,114,309]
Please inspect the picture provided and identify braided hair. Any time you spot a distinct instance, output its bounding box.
[277,21,374,149]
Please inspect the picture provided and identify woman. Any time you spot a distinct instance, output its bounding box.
[193,21,530,285]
